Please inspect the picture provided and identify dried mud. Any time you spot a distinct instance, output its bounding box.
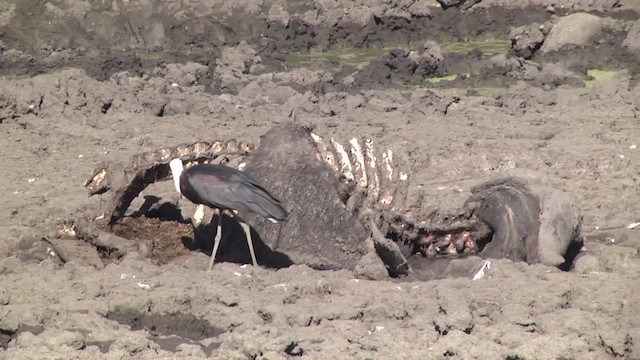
[1,0,640,359]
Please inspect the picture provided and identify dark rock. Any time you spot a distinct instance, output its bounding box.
[540,13,603,54]
[352,46,442,88]
[510,23,546,59]
[622,19,640,53]
[436,0,482,11]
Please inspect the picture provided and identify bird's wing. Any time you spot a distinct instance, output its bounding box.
[188,172,288,221]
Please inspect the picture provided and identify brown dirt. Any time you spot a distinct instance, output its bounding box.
[109,217,192,265]
[1,1,640,359]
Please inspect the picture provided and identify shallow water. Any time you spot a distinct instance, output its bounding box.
[285,40,510,69]
[585,69,622,87]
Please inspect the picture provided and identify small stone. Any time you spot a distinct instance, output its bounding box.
[366,98,397,112]
[408,1,432,18]
[0,291,9,306]
[622,19,640,52]
[344,95,364,110]
[14,331,39,347]
[218,94,232,103]
[268,5,290,27]
[175,343,206,357]
[572,254,601,274]
[50,330,86,350]
[354,252,389,280]
[0,311,19,333]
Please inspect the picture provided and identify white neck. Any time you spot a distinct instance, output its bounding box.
[169,158,184,193]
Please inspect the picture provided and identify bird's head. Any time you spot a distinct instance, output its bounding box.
[169,158,184,194]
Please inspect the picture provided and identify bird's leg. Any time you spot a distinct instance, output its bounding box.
[207,209,223,271]
[238,220,258,267]
[273,219,286,250]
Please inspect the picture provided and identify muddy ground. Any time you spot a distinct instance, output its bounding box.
[1,0,640,359]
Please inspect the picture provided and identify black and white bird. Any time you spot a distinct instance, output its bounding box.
[169,158,288,270]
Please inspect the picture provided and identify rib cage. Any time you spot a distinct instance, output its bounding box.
[308,133,484,265]
[84,139,253,224]
[83,130,483,265]
[309,132,410,217]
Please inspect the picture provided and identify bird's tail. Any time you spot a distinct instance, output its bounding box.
[249,188,289,223]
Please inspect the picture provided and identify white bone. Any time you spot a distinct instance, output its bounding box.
[364,139,380,201]
[382,150,394,181]
[472,260,491,281]
[330,138,354,182]
[311,132,339,173]
[349,138,367,188]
